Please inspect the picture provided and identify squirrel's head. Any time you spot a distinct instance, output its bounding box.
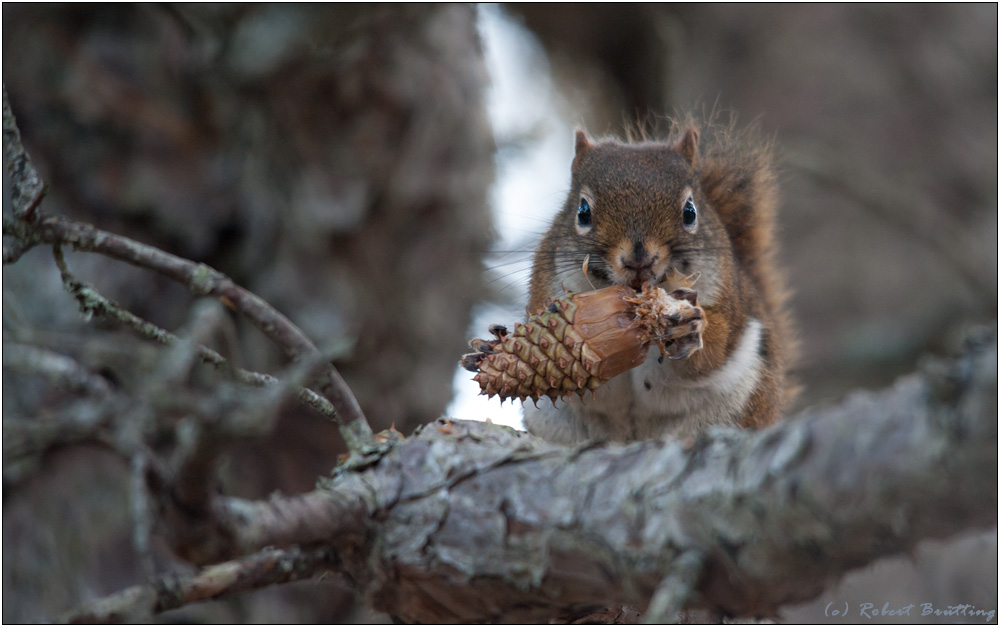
[553,127,728,304]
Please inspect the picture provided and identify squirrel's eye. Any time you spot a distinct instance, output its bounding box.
[682,198,697,232]
[577,198,592,230]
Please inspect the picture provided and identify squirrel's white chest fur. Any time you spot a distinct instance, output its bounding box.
[522,319,764,444]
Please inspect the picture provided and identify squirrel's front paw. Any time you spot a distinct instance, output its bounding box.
[661,287,704,360]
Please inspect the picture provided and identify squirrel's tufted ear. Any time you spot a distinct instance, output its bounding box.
[575,129,592,156]
[676,127,699,167]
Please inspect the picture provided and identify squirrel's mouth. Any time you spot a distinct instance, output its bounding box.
[618,264,662,292]
[609,242,670,292]
[626,269,657,292]
[594,264,660,292]
[587,256,671,293]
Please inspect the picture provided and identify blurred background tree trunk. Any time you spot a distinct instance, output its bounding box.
[4,4,492,622]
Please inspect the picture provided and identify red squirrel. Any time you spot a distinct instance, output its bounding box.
[523,121,794,443]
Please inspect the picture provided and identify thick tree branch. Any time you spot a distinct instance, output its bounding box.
[152,485,373,567]
[100,327,994,623]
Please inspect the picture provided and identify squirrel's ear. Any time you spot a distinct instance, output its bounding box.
[676,127,699,167]
[575,129,592,156]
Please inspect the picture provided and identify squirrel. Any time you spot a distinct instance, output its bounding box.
[523,120,794,444]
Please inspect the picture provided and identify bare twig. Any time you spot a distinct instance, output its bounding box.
[2,341,112,396]
[159,353,333,522]
[2,400,120,467]
[2,84,46,220]
[3,89,371,449]
[34,216,373,449]
[130,452,157,580]
[49,244,359,442]
[152,298,231,386]
[3,232,32,263]
[52,244,176,345]
[63,546,342,624]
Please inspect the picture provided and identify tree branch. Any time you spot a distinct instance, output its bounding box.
[89,326,993,622]
[27,216,373,449]
[2,342,113,397]
[3,230,33,263]
[62,546,343,624]
[3,90,373,450]
[152,486,373,567]
[3,399,122,478]
[3,89,371,449]
[2,84,46,220]
[50,245,343,421]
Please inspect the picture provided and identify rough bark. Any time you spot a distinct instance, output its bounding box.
[90,326,994,623]
[338,329,997,622]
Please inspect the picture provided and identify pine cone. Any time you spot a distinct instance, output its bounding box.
[460,281,704,403]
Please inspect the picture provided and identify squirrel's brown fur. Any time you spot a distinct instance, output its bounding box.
[524,118,795,443]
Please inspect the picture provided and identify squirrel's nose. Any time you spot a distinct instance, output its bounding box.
[621,243,657,289]
[622,242,653,270]
[622,241,648,267]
